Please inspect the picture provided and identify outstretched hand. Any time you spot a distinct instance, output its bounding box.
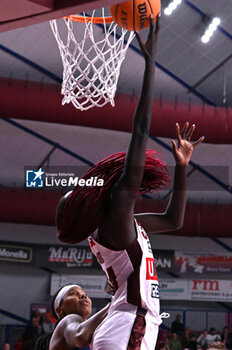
[135,15,159,63]
[172,122,204,166]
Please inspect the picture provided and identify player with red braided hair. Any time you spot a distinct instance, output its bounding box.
[57,150,170,244]
[56,17,204,350]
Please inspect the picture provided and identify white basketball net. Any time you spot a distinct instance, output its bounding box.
[50,10,135,111]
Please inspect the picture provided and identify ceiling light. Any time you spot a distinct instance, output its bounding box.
[169,3,177,11]
[205,29,213,37]
[208,23,217,32]
[212,17,221,26]
[164,7,172,15]
[201,35,209,44]
[201,17,221,44]
[164,0,182,16]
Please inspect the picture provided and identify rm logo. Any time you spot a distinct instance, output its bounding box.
[146,257,158,281]
[192,279,219,291]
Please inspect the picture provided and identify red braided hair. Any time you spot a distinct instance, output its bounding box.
[58,150,170,243]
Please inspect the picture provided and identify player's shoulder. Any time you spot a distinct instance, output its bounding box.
[55,314,83,335]
[50,315,83,350]
[62,314,83,326]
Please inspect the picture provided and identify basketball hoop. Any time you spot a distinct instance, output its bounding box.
[50,9,135,111]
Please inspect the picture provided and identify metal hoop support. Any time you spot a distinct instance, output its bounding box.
[64,14,113,24]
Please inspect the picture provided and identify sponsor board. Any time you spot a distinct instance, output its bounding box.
[51,274,110,298]
[0,241,173,271]
[1,241,232,302]
[0,241,99,269]
[154,250,174,272]
[175,251,232,274]
[37,245,99,268]
[190,279,232,302]
[159,279,189,300]
[0,243,33,263]
[159,278,232,302]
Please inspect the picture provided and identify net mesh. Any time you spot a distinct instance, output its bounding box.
[50,10,135,111]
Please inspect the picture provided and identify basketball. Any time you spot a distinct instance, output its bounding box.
[109,0,161,31]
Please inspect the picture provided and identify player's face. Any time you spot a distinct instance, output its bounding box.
[60,286,92,320]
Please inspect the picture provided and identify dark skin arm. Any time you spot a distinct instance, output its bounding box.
[49,304,110,350]
[97,18,204,249]
[135,122,204,233]
[97,17,160,249]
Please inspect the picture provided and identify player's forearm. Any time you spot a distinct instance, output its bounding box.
[122,61,155,190]
[165,165,186,229]
[76,303,110,347]
[120,20,159,191]
[133,61,155,135]
[132,18,159,136]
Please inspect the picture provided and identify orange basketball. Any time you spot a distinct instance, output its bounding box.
[110,0,161,31]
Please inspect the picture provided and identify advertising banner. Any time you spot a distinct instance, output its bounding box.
[51,274,110,298]
[174,251,232,274]
[0,240,175,271]
[154,250,174,272]
[51,277,191,301]
[37,244,99,269]
[0,240,100,269]
[159,279,189,300]
[0,241,34,265]
[190,279,232,302]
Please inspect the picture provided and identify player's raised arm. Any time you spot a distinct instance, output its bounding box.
[109,18,159,205]
[135,122,204,233]
[49,304,110,350]
[96,17,160,249]
[118,17,159,194]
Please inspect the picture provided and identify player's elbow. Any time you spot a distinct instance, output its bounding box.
[165,213,184,231]
[133,124,150,138]
[65,325,90,349]
[170,217,184,230]
[74,328,92,348]
[172,221,183,231]
[75,335,89,349]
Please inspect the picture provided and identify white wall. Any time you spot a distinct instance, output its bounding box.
[0,264,49,324]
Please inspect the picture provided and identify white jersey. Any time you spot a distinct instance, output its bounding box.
[88,219,163,349]
[89,219,160,320]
